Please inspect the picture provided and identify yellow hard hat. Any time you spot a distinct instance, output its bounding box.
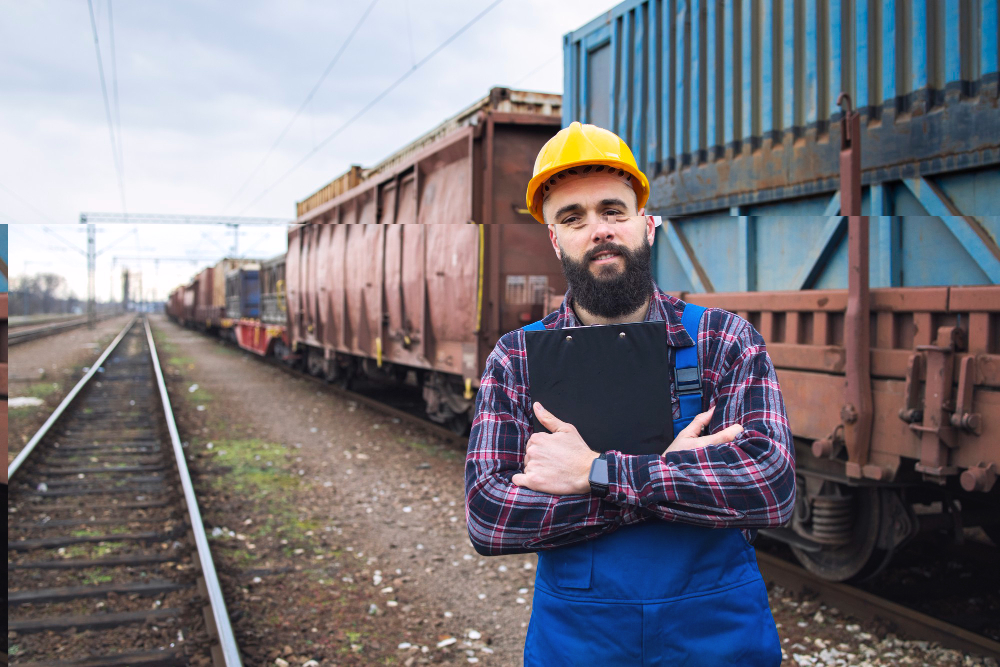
[525,121,650,223]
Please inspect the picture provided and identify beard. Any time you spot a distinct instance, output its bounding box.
[560,237,654,319]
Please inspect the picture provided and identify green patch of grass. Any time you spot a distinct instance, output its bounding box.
[187,386,214,404]
[168,355,195,368]
[23,382,60,399]
[8,645,20,656]
[80,572,114,586]
[63,541,129,559]
[407,438,460,462]
[209,439,294,494]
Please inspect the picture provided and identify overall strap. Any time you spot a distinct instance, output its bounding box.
[672,304,707,434]
[522,319,547,332]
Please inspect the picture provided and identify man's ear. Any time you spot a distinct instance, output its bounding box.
[547,224,561,260]
[640,207,655,247]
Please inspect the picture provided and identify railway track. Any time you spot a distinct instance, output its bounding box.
[7,316,242,666]
[756,551,1000,660]
[8,314,119,347]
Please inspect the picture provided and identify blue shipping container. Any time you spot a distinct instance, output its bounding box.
[564,0,999,290]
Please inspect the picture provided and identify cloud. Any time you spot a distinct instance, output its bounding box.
[3,0,612,301]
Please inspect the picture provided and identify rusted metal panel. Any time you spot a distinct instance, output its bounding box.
[287,93,562,387]
[565,0,1000,216]
[297,165,363,218]
[194,268,214,324]
[687,283,1000,481]
[285,226,302,344]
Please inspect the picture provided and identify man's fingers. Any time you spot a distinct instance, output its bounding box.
[511,473,527,487]
[533,402,569,433]
[702,423,744,446]
[676,406,715,439]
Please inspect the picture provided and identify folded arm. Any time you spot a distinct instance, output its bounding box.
[464,335,634,556]
[606,321,796,528]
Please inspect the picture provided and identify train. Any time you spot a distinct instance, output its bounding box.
[168,87,566,435]
[562,0,1000,584]
[169,0,999,584]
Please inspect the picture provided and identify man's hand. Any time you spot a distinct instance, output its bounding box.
[664,405,743,454]
[512,402,598,495]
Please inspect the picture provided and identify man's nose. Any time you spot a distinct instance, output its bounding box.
[590,215,616,243]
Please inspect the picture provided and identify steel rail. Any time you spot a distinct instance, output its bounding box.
[143,316,243,667]
[8,312,121,346]
[7,315,138,480]
[756,551,1000,660]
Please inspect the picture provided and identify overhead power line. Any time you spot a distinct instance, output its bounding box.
[86,0,128,218]
[222,0,382,214]
[107,0,124,178]
[237,0,506,215]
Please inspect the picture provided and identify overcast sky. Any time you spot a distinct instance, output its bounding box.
[2,0,611,302]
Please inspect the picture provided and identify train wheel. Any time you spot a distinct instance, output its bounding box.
[791,486,898,582]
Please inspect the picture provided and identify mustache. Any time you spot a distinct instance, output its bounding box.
[584,242,629,263]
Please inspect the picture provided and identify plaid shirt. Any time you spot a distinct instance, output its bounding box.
[465,284,795,556]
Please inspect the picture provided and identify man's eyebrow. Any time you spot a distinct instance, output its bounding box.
[553,203,584,220]
[553,198,630,221]
[599,198,629,209]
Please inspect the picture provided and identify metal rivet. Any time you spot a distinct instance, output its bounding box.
[619,332,626,339]
[565,335,573,342]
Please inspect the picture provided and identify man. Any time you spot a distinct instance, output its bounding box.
[464,122,794,666]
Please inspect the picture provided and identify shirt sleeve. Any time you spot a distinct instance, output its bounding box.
[464,333,637,556]
[603,317,796,528]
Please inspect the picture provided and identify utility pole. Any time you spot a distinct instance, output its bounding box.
[83,216,96,329]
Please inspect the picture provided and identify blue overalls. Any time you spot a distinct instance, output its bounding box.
[522,305,782,666]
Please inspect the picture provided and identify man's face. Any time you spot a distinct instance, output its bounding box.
[542,173,656,319]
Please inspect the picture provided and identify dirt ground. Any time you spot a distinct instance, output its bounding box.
[6,314,135,464]
[148,315,997,667]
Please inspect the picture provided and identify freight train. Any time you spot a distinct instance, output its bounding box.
[168,87,566,436]
[170,0,999,584]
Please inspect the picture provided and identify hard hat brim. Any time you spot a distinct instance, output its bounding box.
[526,158,650,223]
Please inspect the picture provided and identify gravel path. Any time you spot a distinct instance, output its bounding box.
[153,316,531,666]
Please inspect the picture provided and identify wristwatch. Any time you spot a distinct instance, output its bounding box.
[588,452,610,498]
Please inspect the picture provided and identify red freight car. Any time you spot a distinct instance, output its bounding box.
[287,88,565,430]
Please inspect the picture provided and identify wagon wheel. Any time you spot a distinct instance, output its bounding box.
[791,486,897,582]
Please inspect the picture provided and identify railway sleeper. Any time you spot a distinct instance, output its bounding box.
[20,500,171,513]
[11,647,187,667]
[34,474,166,487]
[8,579,192,605]
[22,516,173,530]
[24,483,169,497]
[9,527,185,551]
[8,553,180,570]
[35,465,166,475]
[7,607,182,633]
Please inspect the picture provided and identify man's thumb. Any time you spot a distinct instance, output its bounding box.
[533,402,566,432]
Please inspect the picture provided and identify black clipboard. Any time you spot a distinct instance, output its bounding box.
[525,321,673,456]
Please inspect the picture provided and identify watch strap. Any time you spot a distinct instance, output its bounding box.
[589,452,610,498]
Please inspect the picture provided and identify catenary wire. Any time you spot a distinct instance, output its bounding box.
[86,0,128,219]
[108,0,124,174]
[221,0,382,214]
[236,0,506,215]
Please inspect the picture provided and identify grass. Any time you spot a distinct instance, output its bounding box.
[209,438,297,495]
[80,572,115,586]
[62,541,129,559]
[22,382,61,399]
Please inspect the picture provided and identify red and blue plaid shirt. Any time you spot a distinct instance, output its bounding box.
[465,284,795,556]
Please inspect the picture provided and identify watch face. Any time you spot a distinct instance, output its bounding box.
[590,457,609,487]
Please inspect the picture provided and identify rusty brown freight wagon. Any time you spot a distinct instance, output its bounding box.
[287,88,565,430]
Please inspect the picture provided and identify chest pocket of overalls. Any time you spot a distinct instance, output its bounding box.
[538,539,593,589]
